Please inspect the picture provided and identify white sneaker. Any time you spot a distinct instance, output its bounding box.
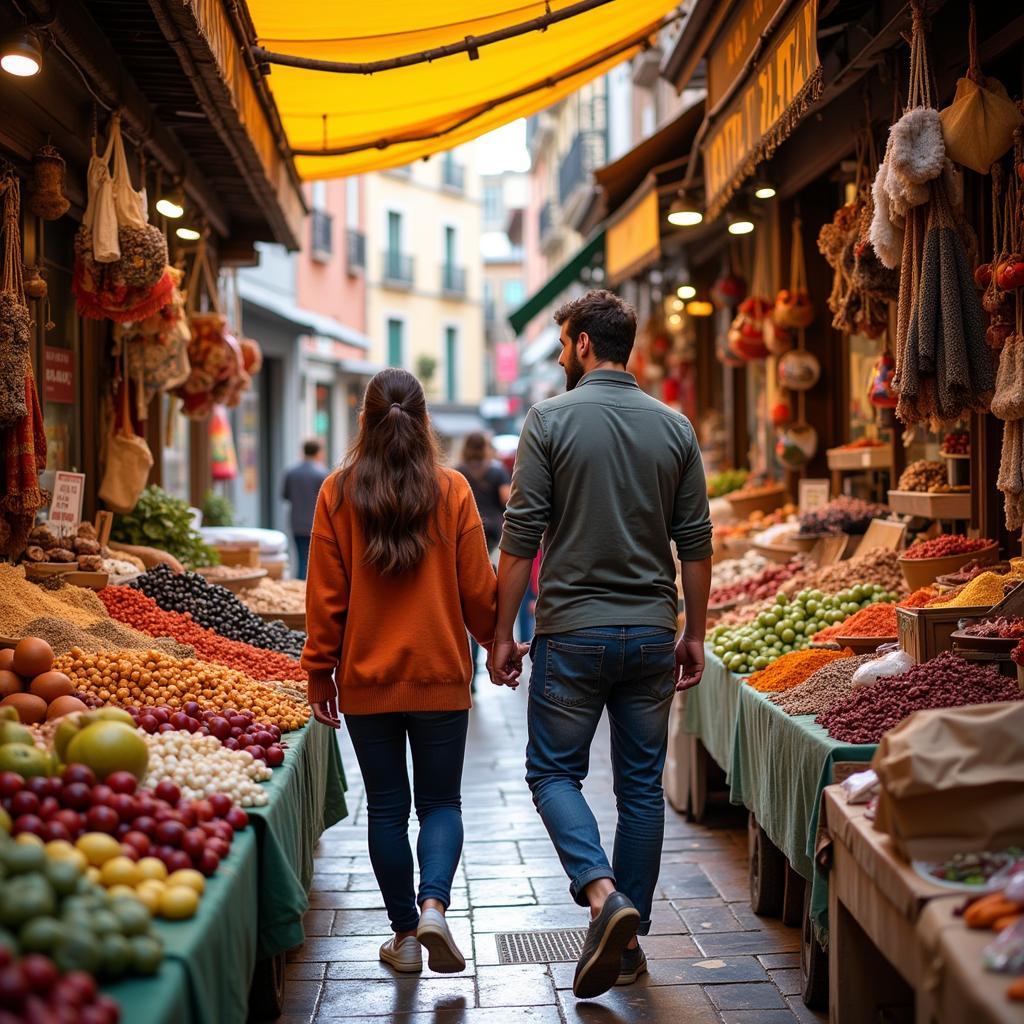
[416,908,466,973]
[379,935,423,973]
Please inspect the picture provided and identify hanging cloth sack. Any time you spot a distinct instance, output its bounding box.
[0,174,31,425]
[110,120,167,290]
[81,126,120,264]
[939,4,1023,174]
[98,350,153,513]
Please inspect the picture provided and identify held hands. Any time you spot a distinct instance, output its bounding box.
[487,638,530,690]
[675,637,705,692]
[311,695,341,729]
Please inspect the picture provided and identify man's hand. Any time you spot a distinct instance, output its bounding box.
[675,637,705,691]
[488,639,529,689]
[311,696,341,729]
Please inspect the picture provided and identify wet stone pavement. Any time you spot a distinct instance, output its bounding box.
[284,681,823,1023]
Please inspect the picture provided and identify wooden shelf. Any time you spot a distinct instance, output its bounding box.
[887,489,971,520]
[827,446,892,471]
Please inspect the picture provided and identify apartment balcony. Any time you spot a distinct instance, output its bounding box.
[558,130,605,229]
[538,199,566,257]
[441,263,467,297]
[345,228,366,274]
[441,159,466,193]
[310,209,333,263]
[382,250,414,288]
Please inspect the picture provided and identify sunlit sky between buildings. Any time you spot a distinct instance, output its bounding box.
[474,119,531,174]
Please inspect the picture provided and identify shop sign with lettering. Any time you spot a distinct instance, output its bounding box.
[707,0,787,109]
[43,347,75,404]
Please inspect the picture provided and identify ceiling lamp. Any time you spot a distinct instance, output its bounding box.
[175,226,201,241]
[752,179,776,200]
[668,313,682,327]
[1,30,42,77]
[667,191,702,227]
[676,284,696,300]
[685,300,714,317]
[156,181,185,219]
[727,213,755,235]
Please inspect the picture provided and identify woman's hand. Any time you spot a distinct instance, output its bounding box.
[487,639,530,690]
[311,696,341,729]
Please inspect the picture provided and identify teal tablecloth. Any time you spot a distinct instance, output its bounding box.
[682,645,743,774]
[105,721,348,1023]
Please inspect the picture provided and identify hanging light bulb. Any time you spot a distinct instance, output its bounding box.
[752,178,776,200]
[667,190,702,227]
[727,212,755,235]
[156,180,185,219]
[176,226,201,241]
[685,300,714,317]
[676,284,696,300]
[668,313,682,327]
[1,30,42,77]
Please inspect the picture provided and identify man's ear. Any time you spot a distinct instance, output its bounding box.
[576,330,591,360]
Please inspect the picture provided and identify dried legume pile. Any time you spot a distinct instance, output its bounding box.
[786,548,907,597]
[813,602,898,643]
[770,654,875,715]
[0,563,108,634]
[54,647,310,730]
[17,615,194,659]
[131,563,304,658]
[99,586,306,682]
[816,652,1023,744]
[898,587,939,608]
[746,648,854,693]
[238,578,306,615]
[926,571,1024,609]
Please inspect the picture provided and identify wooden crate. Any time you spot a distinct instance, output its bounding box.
[213,543,260,568]
[896,605,991,663]
[887,489,971,520]
[827,446,892,471]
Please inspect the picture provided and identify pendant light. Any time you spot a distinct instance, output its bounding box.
[176,226,201,241]
[667,190,702,227]
[752,178,776,200]
[727,212,755,235]
[1,30,42,77]
[156,180,185,219]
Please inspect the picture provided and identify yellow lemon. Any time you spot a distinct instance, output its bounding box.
[159,885,199,920]
[106,884,138,902]
[134,880,164,914]
[135,857,168,882]
[15,832,43,847]
[85,865,101,884]
[44,840,76,860]
[166,869,205,896]
[76,832,122,867]
[100,856,140,889]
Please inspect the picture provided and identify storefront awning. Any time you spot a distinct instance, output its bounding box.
[430,411,488,437]
[245,1,681,179]
[508,230,605,335]
[238,277,371,349]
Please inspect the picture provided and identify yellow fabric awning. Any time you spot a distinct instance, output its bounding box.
[247,1,680,179]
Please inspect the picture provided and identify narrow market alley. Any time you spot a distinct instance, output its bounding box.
[284,682,820,1024]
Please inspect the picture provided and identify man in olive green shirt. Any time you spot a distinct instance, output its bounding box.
[489,290,713,999]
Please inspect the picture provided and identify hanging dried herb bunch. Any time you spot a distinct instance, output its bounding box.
[0,173,31,425]
[28,145,70,221]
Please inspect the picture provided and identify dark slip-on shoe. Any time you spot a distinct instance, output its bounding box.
[572,892,641,999]
[615,944,648,985]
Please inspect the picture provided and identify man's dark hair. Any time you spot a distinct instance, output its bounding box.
[303,439,323,458]
[553,289,637,365]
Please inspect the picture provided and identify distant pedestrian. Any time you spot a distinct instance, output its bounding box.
[302,369,526,976]
[282,439,328,579]
[489,290,713,999]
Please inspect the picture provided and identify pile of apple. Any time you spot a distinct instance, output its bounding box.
[0,764,248,880]
[125,702,286,767]
[0,954,121,1024]
[0,639,88,725]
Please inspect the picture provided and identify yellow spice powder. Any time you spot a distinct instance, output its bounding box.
[928,571,1024,609]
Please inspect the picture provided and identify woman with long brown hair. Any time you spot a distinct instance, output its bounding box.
[302,368,519,975]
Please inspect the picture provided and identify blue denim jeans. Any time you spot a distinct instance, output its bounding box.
[293,534,311,580]
[526,626,677,934]
[344,710,468,933]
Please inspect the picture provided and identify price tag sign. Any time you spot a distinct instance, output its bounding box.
[799,479,830,515]
[48,471,86,535]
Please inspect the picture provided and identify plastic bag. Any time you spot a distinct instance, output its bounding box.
[983,917,1024,974]
[852,645,912,688]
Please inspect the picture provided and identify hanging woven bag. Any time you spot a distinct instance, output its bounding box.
[0,174,31,425]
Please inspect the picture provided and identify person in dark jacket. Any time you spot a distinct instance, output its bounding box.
[282,439,329,579]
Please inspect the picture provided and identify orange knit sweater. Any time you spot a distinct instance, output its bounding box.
[301,467,497,714]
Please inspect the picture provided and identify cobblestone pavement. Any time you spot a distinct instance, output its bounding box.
[285,681,822,1023]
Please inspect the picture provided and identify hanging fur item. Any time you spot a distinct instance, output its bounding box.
[28,145,70,221]
[0,174,31,425]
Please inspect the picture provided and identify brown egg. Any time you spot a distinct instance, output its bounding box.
[0,649,14,672]
[0,692,48,724]
[12,637,54,679]
[46,694,88,721]
[29,671,74,704]
[0,670,23,699]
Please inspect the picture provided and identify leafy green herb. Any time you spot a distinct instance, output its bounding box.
[111,485,219,568]
[201,490,235,528]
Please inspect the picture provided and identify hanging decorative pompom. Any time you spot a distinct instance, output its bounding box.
[28,145,70,221]
[867,350,899,408]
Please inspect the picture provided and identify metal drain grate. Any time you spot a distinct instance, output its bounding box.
[495,929,587,964]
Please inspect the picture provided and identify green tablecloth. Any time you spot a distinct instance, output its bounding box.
[682,645,743,774]
[728,681,876,946]
[106,721,348,1023]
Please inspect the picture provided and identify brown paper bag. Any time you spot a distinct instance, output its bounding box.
[872,701,1024,861]
[939,76,1022,175]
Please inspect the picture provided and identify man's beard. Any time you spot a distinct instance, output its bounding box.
[564,348,585,390]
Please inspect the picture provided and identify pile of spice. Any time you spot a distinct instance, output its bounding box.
[0,563,108,634]
[902,535,993,560]
[798,496,887,536]
[710,557,810,606]
[17,614,194,660]
[898,587,939,608]
[99,586,306,682]
[238,578,306,616]
[55,647,309,731]
[817,652,1023,744]
[745,648,853,694]
[791,548,907,597]
[813,603,898,643]
[965,617,1024,639]
[939,559,1011,586]
[897,460,947,492]
[198,565,269,580]
[770,654,875,716]
[926,571,1023,609]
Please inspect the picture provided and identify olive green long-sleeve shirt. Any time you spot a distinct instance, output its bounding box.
[500,369,713,635]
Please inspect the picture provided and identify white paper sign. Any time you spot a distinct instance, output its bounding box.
[48,471,86,535]
[799,479,831,515]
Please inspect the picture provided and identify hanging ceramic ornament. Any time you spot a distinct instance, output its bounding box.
[763,318,792,355]
[775,423,818,470]
[712,272,746,307]
[774,216,815,328]
[728,297,771,360]
[771,401,792,427]
[778,348,821,391]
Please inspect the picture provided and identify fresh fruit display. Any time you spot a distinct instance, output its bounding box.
[707,468,749,499]
[812,602,898,643]
[897,460,948,492]
[0,950,124,1022]
[123,702,286,765]
[53,647,309,731]
[0,829,165,982]
[98,586,306,682]
[940,430,970,456]
[0,714,54,780]
[817,652,1023,744]
[710,551,771,590]
[787,548,907,597]
[53,711,149,782]
[130,564,303,658]
[710,585,899,675]
[717,504,798,541]
[142,731,270,806]
[709,558,811,606]
[930,849,1023,887]
[902,535,994,559]
[797,496,887,536]
[0,638,90,726]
